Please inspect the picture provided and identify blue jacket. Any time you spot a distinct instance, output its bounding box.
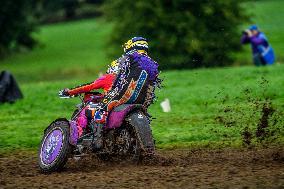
[241,32,275,64]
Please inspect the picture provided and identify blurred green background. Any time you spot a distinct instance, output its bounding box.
[0,0,283,152]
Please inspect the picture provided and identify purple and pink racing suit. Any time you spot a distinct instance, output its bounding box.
[93,50,161,124]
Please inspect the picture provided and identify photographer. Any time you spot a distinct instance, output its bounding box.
[241,25,275,66]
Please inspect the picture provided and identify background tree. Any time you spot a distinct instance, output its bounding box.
[104,0,248,69]
[40,0,79,21]
[40,0,103,23]
[0,0,38,58]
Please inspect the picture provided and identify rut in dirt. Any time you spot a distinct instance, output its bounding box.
[0,148,284,188]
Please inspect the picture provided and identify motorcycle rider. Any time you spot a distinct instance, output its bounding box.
[60,61,119,137]
[92,37,161,148]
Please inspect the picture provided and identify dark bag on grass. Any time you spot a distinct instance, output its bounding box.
[0,71,23,104]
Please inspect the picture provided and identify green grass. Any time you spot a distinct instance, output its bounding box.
[0,0,284,152]
[0,65,283,152]
[151,66,284,148]
[0,19,113,83]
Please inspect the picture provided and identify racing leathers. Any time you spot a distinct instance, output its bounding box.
[93,50,160,124]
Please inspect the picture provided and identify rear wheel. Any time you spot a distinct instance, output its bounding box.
[38,121,72,173]
[115,123,142,161]
[126,111,155,156]
[96,110,154,162]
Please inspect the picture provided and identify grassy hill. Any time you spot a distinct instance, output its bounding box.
[0,0,283,152]
[0,19,113,83]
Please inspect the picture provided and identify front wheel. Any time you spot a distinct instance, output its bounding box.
[38,121,72,173]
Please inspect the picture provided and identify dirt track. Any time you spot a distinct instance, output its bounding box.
[0,147,284,189]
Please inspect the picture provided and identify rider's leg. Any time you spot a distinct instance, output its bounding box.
[76,108,88,137]
[92,110,108,149]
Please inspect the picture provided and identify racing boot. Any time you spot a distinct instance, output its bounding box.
[93,122,104,150]
[92,110,107,150]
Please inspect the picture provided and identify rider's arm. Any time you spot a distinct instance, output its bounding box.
[68,74,115,96]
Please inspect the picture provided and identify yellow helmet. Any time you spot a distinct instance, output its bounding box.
[123,37,148,54]
[106,60,119,74]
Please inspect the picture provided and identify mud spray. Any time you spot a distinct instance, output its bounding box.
[216,77,284,147]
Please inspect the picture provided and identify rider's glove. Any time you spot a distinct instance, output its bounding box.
[59,88,70,97]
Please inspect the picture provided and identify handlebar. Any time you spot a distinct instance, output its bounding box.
[58,90,104,121]
[59,95,72,99]
[58,90,103,104]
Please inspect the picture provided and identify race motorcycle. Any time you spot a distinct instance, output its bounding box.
[38,91,155,173]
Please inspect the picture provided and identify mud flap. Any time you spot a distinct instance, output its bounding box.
[127,111,155,154]
[106,104,144,129]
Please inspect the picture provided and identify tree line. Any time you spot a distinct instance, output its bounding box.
[0,0,248,69]
[0,0,102,58]
[104,0,248,69]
